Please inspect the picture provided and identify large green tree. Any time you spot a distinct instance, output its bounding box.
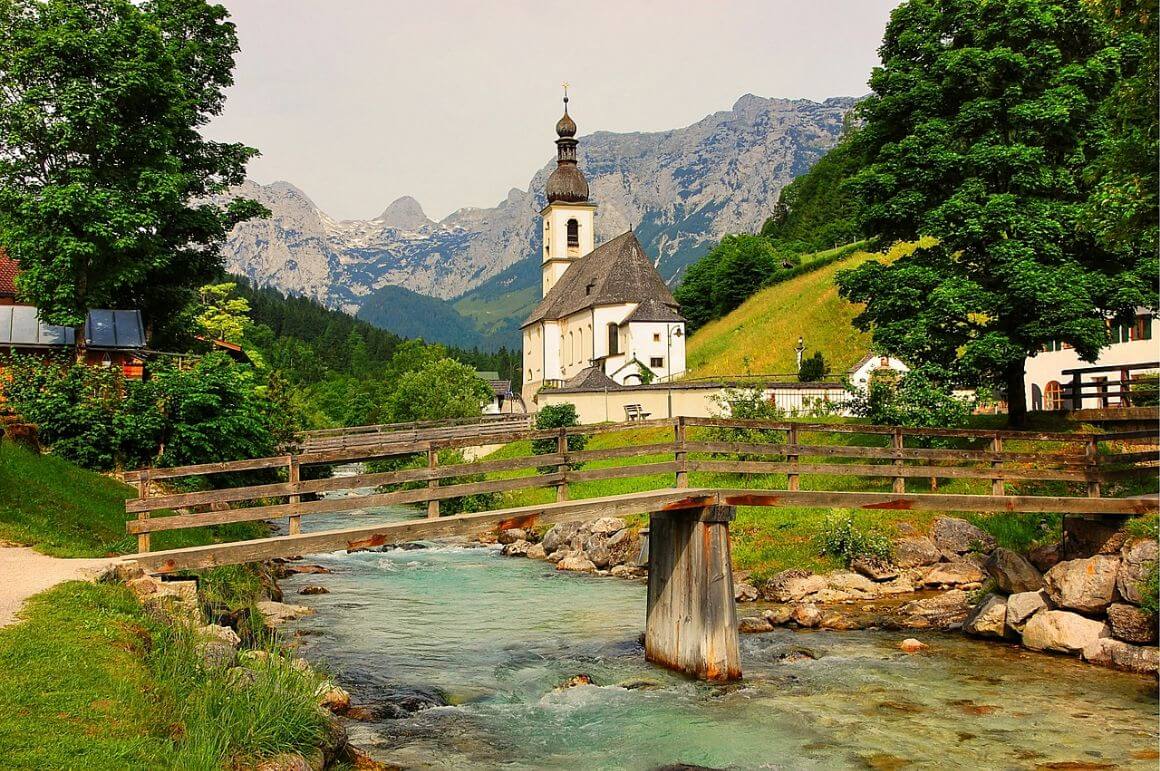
[836,0,1156,425]
[0,0,264,341]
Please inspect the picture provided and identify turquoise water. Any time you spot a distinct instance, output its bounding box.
[284,506,1158,770]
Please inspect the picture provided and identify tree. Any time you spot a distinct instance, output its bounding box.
[0,0,265,348]
[798,351,828,382]
[711,234,779,318]
[386,358,492,423]
[836,0,1151,426]
[193,282,251,343]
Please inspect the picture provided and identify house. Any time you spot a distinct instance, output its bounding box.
[847,353,910,390]
[475,371,523,414]
[1025,309,1158,410]
[521,95,686,405]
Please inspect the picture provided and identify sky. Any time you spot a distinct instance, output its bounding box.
[205,0,901,221]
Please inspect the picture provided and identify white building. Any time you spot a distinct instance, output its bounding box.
[521,97,686,405]
[1024,309,1158,410]
[846,353,910,390]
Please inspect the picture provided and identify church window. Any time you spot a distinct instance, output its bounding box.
[652,333,660,343]
[567,219,579,247]
[528,369,533,381]
[568,332,574,365]
[607,323,619,356]
[650,357,664,368]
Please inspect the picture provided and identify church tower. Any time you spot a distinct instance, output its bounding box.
[541,89,596,297]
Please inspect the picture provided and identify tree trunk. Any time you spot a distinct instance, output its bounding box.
[1006,361,1028,428]
[73,321,86,366]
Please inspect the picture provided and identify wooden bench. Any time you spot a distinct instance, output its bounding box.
[625,404,651,421]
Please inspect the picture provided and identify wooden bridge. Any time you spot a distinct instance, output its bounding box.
[122,417,1158,681]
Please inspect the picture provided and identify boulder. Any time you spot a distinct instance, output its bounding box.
[1106,603,1158,645]
[891,536,941,568]
[1082,637,1160,675]
[876,578,917,596]
[826,571,877,593]
[200,624,241,648]
[763,570,826,602]
[963,594,1010,639]
[1022,610,1109,654]
[984,548,1043,594]
[316,682,351,714]
[589,517,625,535]
[931,517,996,555]
[1043,556,1120,614]
[734,582,759,602]
[545,548,569,564]
[820,613,861,630]
[851,555,899,582]
[791,603,822,628]
[1005,590,1050,631]
[898,638,927,653]
[1117,538,1158,606]
[541,523,580,554]
[298,585,330,596]
[763,606,793,626]
[556,554,597,573]
[921,560,986,588]
[141,594,200,626]
[497,528,527,545]
[583,533,613,568]
[603,528,640,566]
[739,616,774,633]
[256,600,314,630]
[525,543,546,560]
[501,539,531,557]
[196,640,237,670]
[1027,542,1062,573]
[610,564,645,579]
[896,590,970,629]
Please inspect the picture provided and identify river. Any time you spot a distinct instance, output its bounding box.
[282,505,1158,770]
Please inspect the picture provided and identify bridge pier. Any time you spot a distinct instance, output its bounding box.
[644,504,741,682]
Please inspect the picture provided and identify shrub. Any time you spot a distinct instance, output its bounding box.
[847,369,971,429]
[816,515,892,565]
[798,351,828,382]
[532,403,588,470]
[1131,373,1159,407]
[386,357,492,423]
[709,384,786,451]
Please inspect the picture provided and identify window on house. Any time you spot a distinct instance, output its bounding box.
[1134,314,1152,340]
[567,219,579,247]
[1044,381,1063,410]
[607,323,619,356]
[650,357,664,368]
[652,333,660,343]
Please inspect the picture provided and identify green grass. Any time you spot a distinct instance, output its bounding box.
[0,440,264,558]
[0,581,330,770]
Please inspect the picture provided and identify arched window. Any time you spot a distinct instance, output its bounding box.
[577,328,584,363]
[528,368,533,382]
[567,219,579,247]
[1044,381,1062,411]
[607,323,619,356]
[1031,384,1043,411]
[568,332,574,365]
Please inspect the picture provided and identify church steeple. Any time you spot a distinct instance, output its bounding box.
[546,87,589,204]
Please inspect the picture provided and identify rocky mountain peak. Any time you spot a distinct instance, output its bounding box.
[376,196,432,230]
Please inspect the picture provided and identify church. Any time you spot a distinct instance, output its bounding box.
[521,96,686,406]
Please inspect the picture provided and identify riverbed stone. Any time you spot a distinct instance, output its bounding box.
[1027,542,1062,573]
[826,571,877,593]
[1082,637,1160,674]
[1106,603,1158,644]
[298,585,330,595]
[556,554,597,573]
[734,582,759,602]
[1117,538,1158,606]
[932,517,996,555]
[501,539,532,557]
[851,555,898,582]
[791,603,822,628]
[497,528,527,545]
[896,590,970,629]
[525,543,546,560]
[763,606,793,626]
[1022,610,1109,654]
[589,517,625,535]
[256,600,315,630]
[1043,556,1120,614]
[899,638,927,653]
[316,682,351,714]
[921,560,986,588]
[985,548,1043,594]
[891,536,941,568]
[610,564,645,579]
[739,616,774,633]
[1005,590,1050,631]
[541,523,579,554]
[583,533,614,568]
[764,570,826,602]
[963,594,1010,639]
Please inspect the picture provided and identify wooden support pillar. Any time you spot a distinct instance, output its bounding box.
[892,429,905,494]
[136,474,151,554]
[427,447,440,518]
[990,435,1004,497]
[288,455,302,535]
[645,504,741,682]
[674,417,688,489]
[1085,436,1101,499]
[786,425,800,492]
[556,428,569,502]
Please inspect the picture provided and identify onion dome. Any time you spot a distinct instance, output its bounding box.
[546,92,589,204]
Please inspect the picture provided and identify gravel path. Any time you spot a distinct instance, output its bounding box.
[0,546,116,627]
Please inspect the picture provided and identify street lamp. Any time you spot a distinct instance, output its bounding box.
[666,324,684,417]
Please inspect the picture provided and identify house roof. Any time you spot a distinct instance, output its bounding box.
[559,366,620,392]
[621,298,685,324]
[523,230,679,327]
[0,306,145,349]
[0,250,18,299]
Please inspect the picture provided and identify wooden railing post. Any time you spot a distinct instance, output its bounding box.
[288,454,302,535]
[1071,371,1083,410]
[136,474,151,553]
[892,428,905,494]
[1086,436,1101,499]
[674,417,688,489]
[786,424,800,492]
[556,428,569,502]
[427,447,440,518]
[990,435,1004,497]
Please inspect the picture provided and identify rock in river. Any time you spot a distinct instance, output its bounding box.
[963,594,1010,639]
[1082,637,1160,674]
[556,554,597,573]
[984,547,1043,594]
[931,517,996,555]
[1117,538,1158,606]
[1022,610,1109,655]
[921,560,985,588]
[1043,556,1120,614]
[1005,590,1050,632]
[891,536,941,568]
[1106,603,1158,645]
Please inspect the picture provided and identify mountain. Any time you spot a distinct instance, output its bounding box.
[356,284,489,350]
[221,94,858,344]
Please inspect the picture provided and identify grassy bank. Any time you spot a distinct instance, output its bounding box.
[0,581,329,770]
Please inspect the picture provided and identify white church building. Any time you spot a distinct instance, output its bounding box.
[521,97,686,405]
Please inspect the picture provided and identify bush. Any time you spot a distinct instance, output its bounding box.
[1131,373,1159,407]
[532,403,588,470]
[847,369,971,429]
[709,384,786,452]
[386,358,492,423]
[798,351,828,382]
[816,515,892,565]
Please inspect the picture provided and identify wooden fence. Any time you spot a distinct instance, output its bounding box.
[295,414,532,454]
[123,416,1159,556]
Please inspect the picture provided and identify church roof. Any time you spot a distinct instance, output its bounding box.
[622,298,684,324]
[522,230,679,327]
[559,366,619,391]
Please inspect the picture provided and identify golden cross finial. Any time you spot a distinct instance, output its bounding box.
[562,82,570,104]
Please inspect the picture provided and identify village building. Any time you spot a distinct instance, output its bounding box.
[1025,309,1158,411]
[521,97,686,406]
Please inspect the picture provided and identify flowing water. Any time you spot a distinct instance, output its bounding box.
[283,502,1158,770]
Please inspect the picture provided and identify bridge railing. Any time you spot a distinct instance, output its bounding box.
[295,414,532,454]
[123,417,1158,554]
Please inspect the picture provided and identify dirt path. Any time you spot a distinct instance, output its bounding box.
[0,546,117,627]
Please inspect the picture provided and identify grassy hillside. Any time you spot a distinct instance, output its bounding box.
[685,240,930,378]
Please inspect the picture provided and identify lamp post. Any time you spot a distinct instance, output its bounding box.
[666,324,684,417]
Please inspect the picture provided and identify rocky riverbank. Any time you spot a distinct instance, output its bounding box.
[493,514,1159,677]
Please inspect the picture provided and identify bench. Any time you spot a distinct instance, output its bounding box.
[625,404,651,421]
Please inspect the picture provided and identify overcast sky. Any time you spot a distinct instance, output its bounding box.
[205,1,901,221]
